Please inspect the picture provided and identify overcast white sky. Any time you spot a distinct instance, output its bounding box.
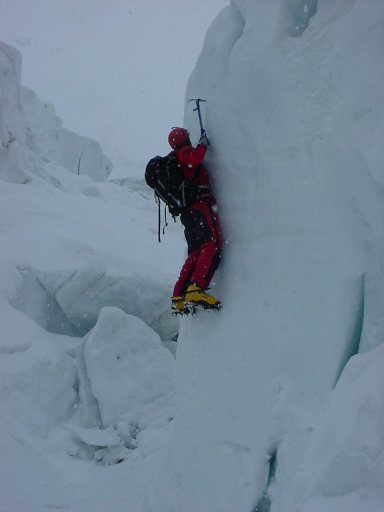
[2,0,227,176]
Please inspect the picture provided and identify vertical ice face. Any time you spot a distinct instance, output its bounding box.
[0,43,30,183]
[0,44,112,184]
[148,2,384,511]
[22,86,113,181]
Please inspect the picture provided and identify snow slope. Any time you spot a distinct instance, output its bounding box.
[147,1,384,511]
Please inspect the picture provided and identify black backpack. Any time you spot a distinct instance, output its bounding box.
[145,154,204,217]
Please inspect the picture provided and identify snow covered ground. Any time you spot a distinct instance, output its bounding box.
[2,1,384,511]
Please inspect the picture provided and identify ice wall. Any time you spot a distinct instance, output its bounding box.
[0,43,44,183]
[0,42,111,183]
[149,1,384,511]
[22,87,112,182]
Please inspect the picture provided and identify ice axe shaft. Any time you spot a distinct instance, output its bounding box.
[188,98,207,136]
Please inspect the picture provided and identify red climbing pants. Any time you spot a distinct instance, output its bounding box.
[172,200,222,297]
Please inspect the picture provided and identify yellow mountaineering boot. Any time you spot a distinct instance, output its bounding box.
[171,296,188,315]
[184,284,221,311]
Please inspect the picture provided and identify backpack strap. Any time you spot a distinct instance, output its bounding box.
[163,205,168,235]
[155,192,162,243]
[154,192,171,243]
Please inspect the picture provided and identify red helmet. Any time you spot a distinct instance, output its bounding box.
[168,127,190,149]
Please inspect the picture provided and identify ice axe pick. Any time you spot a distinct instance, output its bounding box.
[188,98,209,143]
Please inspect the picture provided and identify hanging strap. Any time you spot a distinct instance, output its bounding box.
[163,206,168,235]
[155,194,171,242]
[155,193,162,243]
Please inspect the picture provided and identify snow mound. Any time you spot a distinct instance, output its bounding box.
[63,307,175,466]
[84,307,174,427]
[1,328,77,437]
[85,308,173,427]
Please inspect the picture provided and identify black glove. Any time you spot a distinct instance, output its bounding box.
[199,132,210,147]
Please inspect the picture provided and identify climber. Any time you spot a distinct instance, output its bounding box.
[146,126,222,314]
[167,127,222,314]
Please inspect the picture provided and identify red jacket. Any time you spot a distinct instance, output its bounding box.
[172,144,214,203]
[171,143,222,296]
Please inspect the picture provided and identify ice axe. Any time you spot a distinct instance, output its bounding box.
[188,98,209,144]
